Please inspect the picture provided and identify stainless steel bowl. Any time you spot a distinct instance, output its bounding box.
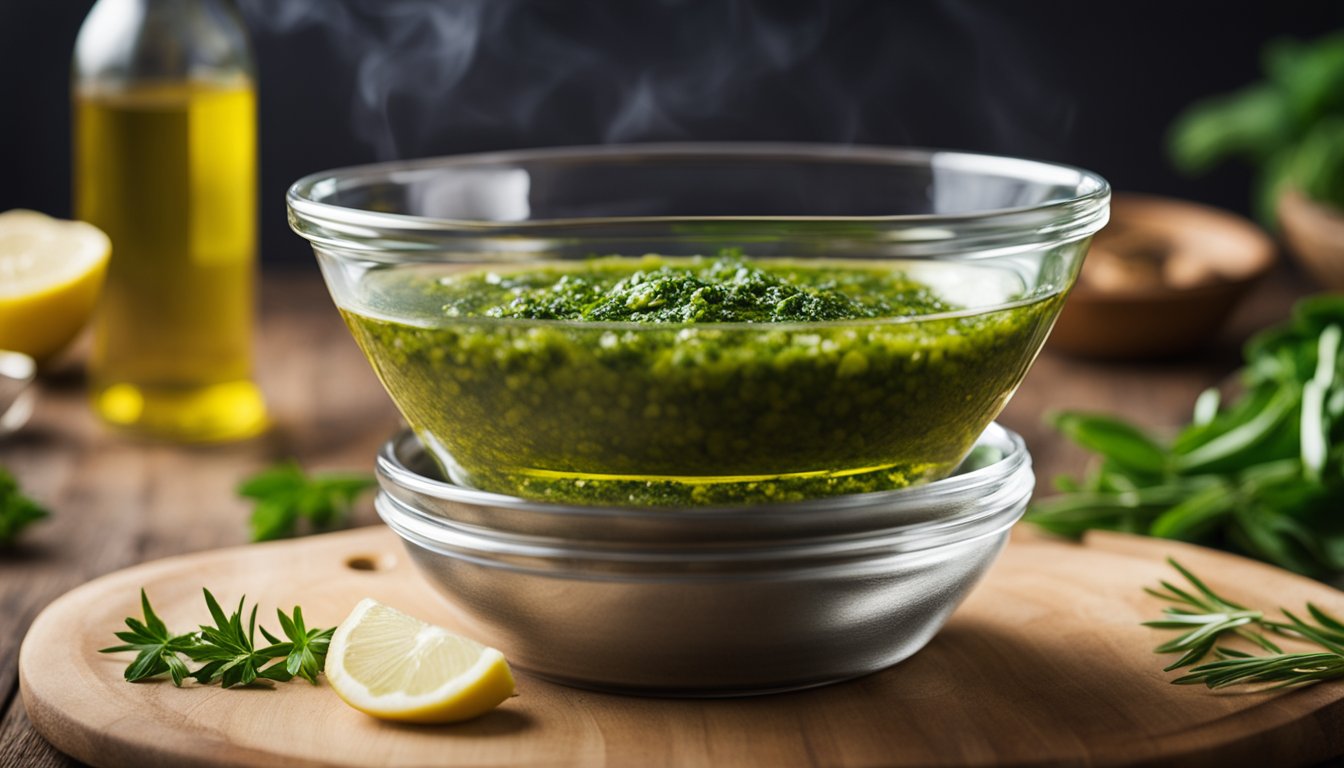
[376,422,1033,696]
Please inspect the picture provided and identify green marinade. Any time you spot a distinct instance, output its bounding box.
[344,254,1061,505]
[435,254,955,323]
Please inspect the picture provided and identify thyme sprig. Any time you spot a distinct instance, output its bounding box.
[100,589,334,688]
[1146,558,1344,689]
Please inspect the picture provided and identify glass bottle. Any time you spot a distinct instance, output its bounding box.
[73,0,267,441]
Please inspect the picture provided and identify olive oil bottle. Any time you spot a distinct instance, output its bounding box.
[73,0,267,441]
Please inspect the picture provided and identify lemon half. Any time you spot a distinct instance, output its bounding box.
[326,598,516,724]
[0,209,110,364]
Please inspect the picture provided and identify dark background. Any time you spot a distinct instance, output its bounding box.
[4,0,1343,264]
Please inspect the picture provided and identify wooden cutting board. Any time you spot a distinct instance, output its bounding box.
[19,525,1344,768]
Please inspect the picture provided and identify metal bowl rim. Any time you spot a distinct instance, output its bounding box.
[376,422,1030,527]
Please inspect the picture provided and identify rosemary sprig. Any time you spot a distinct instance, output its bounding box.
[1142,559,1281,670]
[1172,651,1344,688]
[100,589,335,688]
[1146,558,1344,689]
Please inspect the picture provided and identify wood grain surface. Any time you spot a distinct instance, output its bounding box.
[19,525,1344,768]
[0,265,1329,767]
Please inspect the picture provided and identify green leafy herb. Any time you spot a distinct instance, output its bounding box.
[1168,30,1344,222]
[238,460,376,542]
[100,590,199,685]
[100,589,335,688]
[1146,559,1344,689]
[0,466,48,546]
[264,604,331,684]
[184,590,288,688]
[1028,296,1344,577]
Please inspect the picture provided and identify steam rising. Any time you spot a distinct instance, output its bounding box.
[238,0,1074,161]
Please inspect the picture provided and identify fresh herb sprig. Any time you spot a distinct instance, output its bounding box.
[1146,558,1344,689]
[0,466,47,546]
[238,461,376,542]
[100,590,199,685]
[1143,559,1281,670]
[1168,31,1344,223]
[1028,296,1344,577]
[100,589,335,688]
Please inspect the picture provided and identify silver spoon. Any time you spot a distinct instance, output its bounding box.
[0,351,36,436]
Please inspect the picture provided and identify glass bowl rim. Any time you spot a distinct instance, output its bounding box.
[287,142,1111,242]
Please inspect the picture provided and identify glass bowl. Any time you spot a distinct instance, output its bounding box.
[375,422,1034,695]
[290,144,1108,505]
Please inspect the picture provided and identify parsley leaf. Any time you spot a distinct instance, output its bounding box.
[0,466,48,546]
[238,460,376,541]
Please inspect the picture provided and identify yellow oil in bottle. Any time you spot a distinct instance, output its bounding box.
[75,82,267,441]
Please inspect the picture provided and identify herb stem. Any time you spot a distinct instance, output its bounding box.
[100,589,334,688]
[1146,558,1344,690]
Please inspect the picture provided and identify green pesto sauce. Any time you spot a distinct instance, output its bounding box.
[344,255,1062,506]
[438,254,954,323]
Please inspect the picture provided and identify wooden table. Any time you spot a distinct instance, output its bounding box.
[0,266,1312,767]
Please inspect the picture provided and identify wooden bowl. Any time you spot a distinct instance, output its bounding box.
[1278,187,1344,290]
[1049,194,1276,360]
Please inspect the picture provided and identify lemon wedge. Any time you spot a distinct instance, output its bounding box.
[326,598,516,724]
[0,209,110,364]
